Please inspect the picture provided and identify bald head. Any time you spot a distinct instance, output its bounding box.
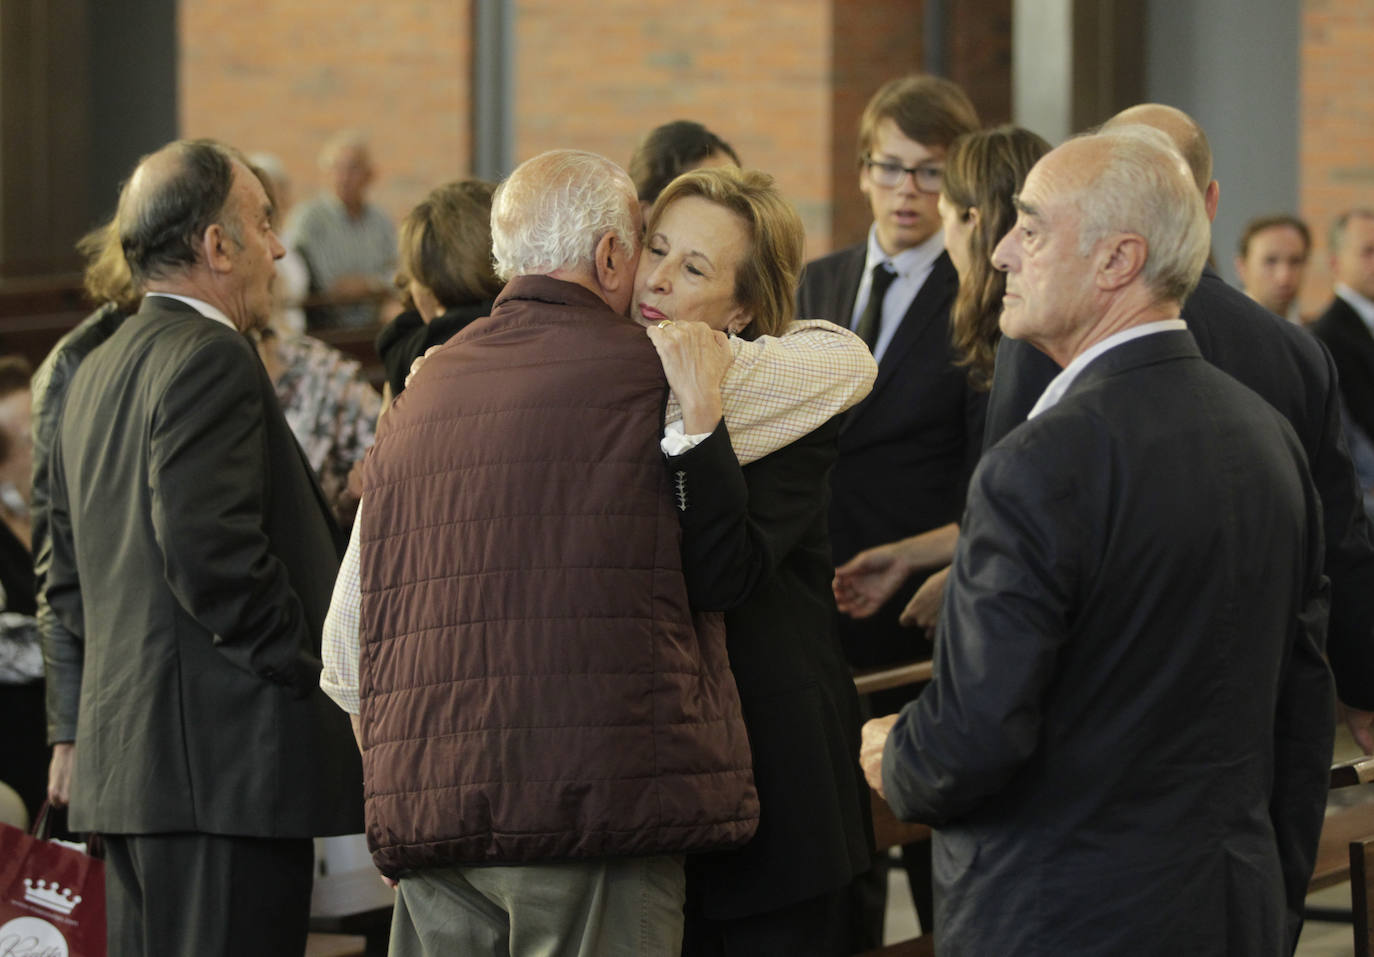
[1104,104,1212,195]
[992,125,1209,361]
[117,139,245,287]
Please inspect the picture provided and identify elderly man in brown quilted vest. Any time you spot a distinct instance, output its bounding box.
[319,149,876,956]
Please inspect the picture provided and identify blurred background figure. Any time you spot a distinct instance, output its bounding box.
[629,120,740,212]
[0,356,46,826]
[251,161,380,531]
[249,152,310,335]
[286,130,399,329]
[375,179,506,402]
[1234,213,1310,322]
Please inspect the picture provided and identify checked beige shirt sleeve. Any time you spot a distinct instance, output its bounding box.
[664,318,878,466]
[320,499,364,714]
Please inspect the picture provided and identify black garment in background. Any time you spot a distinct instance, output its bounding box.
[375,300,494,398]
[0,519,44,822]
[31,302,129,746]
[669,419,870,954]
[104,833,313,957]
[987,265,1374,711]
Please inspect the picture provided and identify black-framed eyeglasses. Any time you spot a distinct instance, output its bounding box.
[862,156,943,193]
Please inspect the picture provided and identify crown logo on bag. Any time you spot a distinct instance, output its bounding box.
[22,877,81,915]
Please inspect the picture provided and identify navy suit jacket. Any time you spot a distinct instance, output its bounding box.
[798,244,986,668]
[1313,295,1374,441]
[888,330,1333,954]
[986,266,1374,709]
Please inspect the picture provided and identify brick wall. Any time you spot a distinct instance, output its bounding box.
[1300,0,1374,317]
[177,0,1009,262]
[178,0,471,229]
[510,0,833,259]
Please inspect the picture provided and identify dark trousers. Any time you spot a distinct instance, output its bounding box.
[683,885,853,957]
[104,832,313,957]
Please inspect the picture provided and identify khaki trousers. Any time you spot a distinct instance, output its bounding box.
[389,855,686,957]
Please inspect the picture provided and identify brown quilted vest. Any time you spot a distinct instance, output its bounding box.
[358,275,758,874]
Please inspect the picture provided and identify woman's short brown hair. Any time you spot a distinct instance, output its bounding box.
[648,167,804,339]
[398,179,504,310]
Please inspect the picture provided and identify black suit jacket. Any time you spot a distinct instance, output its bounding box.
[986,266,1374,709]
[797,244,987,668]
[887,331,1333,954]
[1313,296,1374,440]
[47,296,363,837]
[670,418,871,920]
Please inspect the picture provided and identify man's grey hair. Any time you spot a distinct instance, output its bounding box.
[490,150,638,282]
[1329,208,1374,256]
[117,139,246,287]
[1073,125,1211,306]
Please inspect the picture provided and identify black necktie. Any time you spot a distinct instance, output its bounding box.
[855,263,896,350]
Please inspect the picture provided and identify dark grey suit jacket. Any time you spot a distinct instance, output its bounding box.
[886,330,1333,955]
[797,245,986,669]
[47,296,363,837]
[988,267,1374,710]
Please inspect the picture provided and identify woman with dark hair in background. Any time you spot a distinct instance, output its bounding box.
[938,125,1053,388]
[833,125,1051,632]
[629,120,740,209]
[375,179,505,401]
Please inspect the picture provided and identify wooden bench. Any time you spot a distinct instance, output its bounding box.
[304,933,367,957]
[853,659,936,957]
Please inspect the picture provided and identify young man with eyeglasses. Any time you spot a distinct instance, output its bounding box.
[795,73,982,946]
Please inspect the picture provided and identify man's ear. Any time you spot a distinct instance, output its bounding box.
[202,223,234,275]
[593,231,630,295]
[1096,233,1147,292]
[1204,180,1220,223]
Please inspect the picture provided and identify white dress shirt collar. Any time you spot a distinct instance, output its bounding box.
[1336,283,1374,337]
[144,292,237,331]
[1028,319,1188,419]
[862,225,946,282]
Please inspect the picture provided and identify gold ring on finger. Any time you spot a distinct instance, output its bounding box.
[657,319,674,329]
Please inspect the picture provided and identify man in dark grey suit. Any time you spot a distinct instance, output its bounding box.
[1313,209,1374,443]
[861,127,1333,954]
[46,140,363,955]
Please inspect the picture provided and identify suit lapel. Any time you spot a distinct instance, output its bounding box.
[805,246,866,328]
[842,253,958,432]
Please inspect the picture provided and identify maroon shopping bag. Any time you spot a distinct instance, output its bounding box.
[0,804,105,956]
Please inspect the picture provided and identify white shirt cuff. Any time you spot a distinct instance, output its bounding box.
[660,420,713,456]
